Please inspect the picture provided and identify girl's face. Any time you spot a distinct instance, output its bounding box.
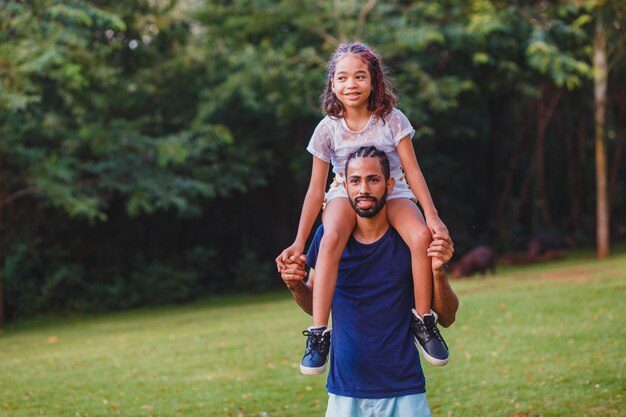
[331,54,373,112]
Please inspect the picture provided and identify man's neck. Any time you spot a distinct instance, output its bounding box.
[352,207,390,244]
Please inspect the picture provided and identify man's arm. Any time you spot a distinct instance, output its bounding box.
[281,236,459,324]
[428,233,459,327]
[280,255,314,316]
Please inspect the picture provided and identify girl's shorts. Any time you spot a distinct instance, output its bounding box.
[325,393,432,417]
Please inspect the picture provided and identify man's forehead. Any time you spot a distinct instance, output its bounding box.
[346,157,384,176]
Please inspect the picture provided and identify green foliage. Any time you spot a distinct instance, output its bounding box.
[0,0,625,319]
[233,250,275,293]
[526,27,592,90]
[0,0,260,222]
[2,236,217,317]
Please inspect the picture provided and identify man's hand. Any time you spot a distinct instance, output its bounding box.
[280,254,308,290]
[427,232,454,272]
[275,244,305,272]
[429,232,458,327]
[280,254,313,315]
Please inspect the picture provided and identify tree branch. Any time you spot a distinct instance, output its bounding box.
[0,186,39,208]
[356,0,377,39]
[309,27,340,46]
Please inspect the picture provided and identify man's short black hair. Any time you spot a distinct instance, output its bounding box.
[345,146,390,180]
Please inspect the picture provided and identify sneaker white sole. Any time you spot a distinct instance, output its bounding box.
[414,338,449,366]
[300,363,327,375]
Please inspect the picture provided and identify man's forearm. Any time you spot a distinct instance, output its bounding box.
[289,280,313,316]
[432,268,459,327]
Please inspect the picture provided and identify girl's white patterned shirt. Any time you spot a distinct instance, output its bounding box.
[306,107,417,203]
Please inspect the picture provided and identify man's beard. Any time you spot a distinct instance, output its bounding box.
[349,193,387,218]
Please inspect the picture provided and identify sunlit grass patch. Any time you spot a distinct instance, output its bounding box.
[1,252,624,417]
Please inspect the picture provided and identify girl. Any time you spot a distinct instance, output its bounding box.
[276,42,450,374]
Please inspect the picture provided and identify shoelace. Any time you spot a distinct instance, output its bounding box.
[302,330,328,354]
[411,318,448,349]
[425,321,448,350]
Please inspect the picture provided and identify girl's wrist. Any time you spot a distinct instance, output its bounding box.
[424,209,439,218]
[292,238,306,250]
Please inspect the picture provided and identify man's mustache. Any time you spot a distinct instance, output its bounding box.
[355,196,376,202]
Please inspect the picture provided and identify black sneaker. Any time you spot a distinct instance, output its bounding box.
[300,326,331,375]
[410,309,449,366]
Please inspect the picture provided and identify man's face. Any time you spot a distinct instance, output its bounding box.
[345,157,394,218]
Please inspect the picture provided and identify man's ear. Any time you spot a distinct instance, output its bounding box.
[343,180,348,191]
[387,177,395,195]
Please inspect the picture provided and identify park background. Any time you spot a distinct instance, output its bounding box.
[0,1,625,416]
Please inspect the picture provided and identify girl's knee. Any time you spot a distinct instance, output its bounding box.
[408,226,432,250]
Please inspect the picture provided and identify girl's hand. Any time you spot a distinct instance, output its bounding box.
[275,244,305,272]
[280,255,308,290]
[426,215,449,237]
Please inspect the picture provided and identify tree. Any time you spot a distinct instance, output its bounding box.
[1,1,130,321]
[589,0,626,258]
[1,0,625,320]
[0,1,257,320]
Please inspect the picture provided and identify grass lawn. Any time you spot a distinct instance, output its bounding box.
[1,250,624,417]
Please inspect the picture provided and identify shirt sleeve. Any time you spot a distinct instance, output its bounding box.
[389,108,416,146]
[306,119,333,163]
[306,225,325,269]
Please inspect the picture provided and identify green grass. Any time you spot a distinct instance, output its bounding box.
[1,252,625,417]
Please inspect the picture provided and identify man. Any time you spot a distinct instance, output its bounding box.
[280,146,458,416]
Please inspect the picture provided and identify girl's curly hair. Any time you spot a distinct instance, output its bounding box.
[321,42,397,122]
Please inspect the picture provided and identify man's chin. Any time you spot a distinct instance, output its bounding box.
[354,205,379,218]
[355,209,377,218]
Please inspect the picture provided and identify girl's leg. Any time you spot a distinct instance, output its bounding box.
[313,197,356,327]
[387,198,449,366]
[386,198,432,316]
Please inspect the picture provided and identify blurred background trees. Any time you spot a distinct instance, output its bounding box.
[1,0,624,321]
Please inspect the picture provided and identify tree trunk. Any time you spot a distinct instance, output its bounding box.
[534,96,546,232]
[507,87,562,231]
[594,11,610,258]
[497,109,528,234]
[563,125,582,234]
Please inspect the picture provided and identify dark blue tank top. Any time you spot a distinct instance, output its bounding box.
[307,225,426,398]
